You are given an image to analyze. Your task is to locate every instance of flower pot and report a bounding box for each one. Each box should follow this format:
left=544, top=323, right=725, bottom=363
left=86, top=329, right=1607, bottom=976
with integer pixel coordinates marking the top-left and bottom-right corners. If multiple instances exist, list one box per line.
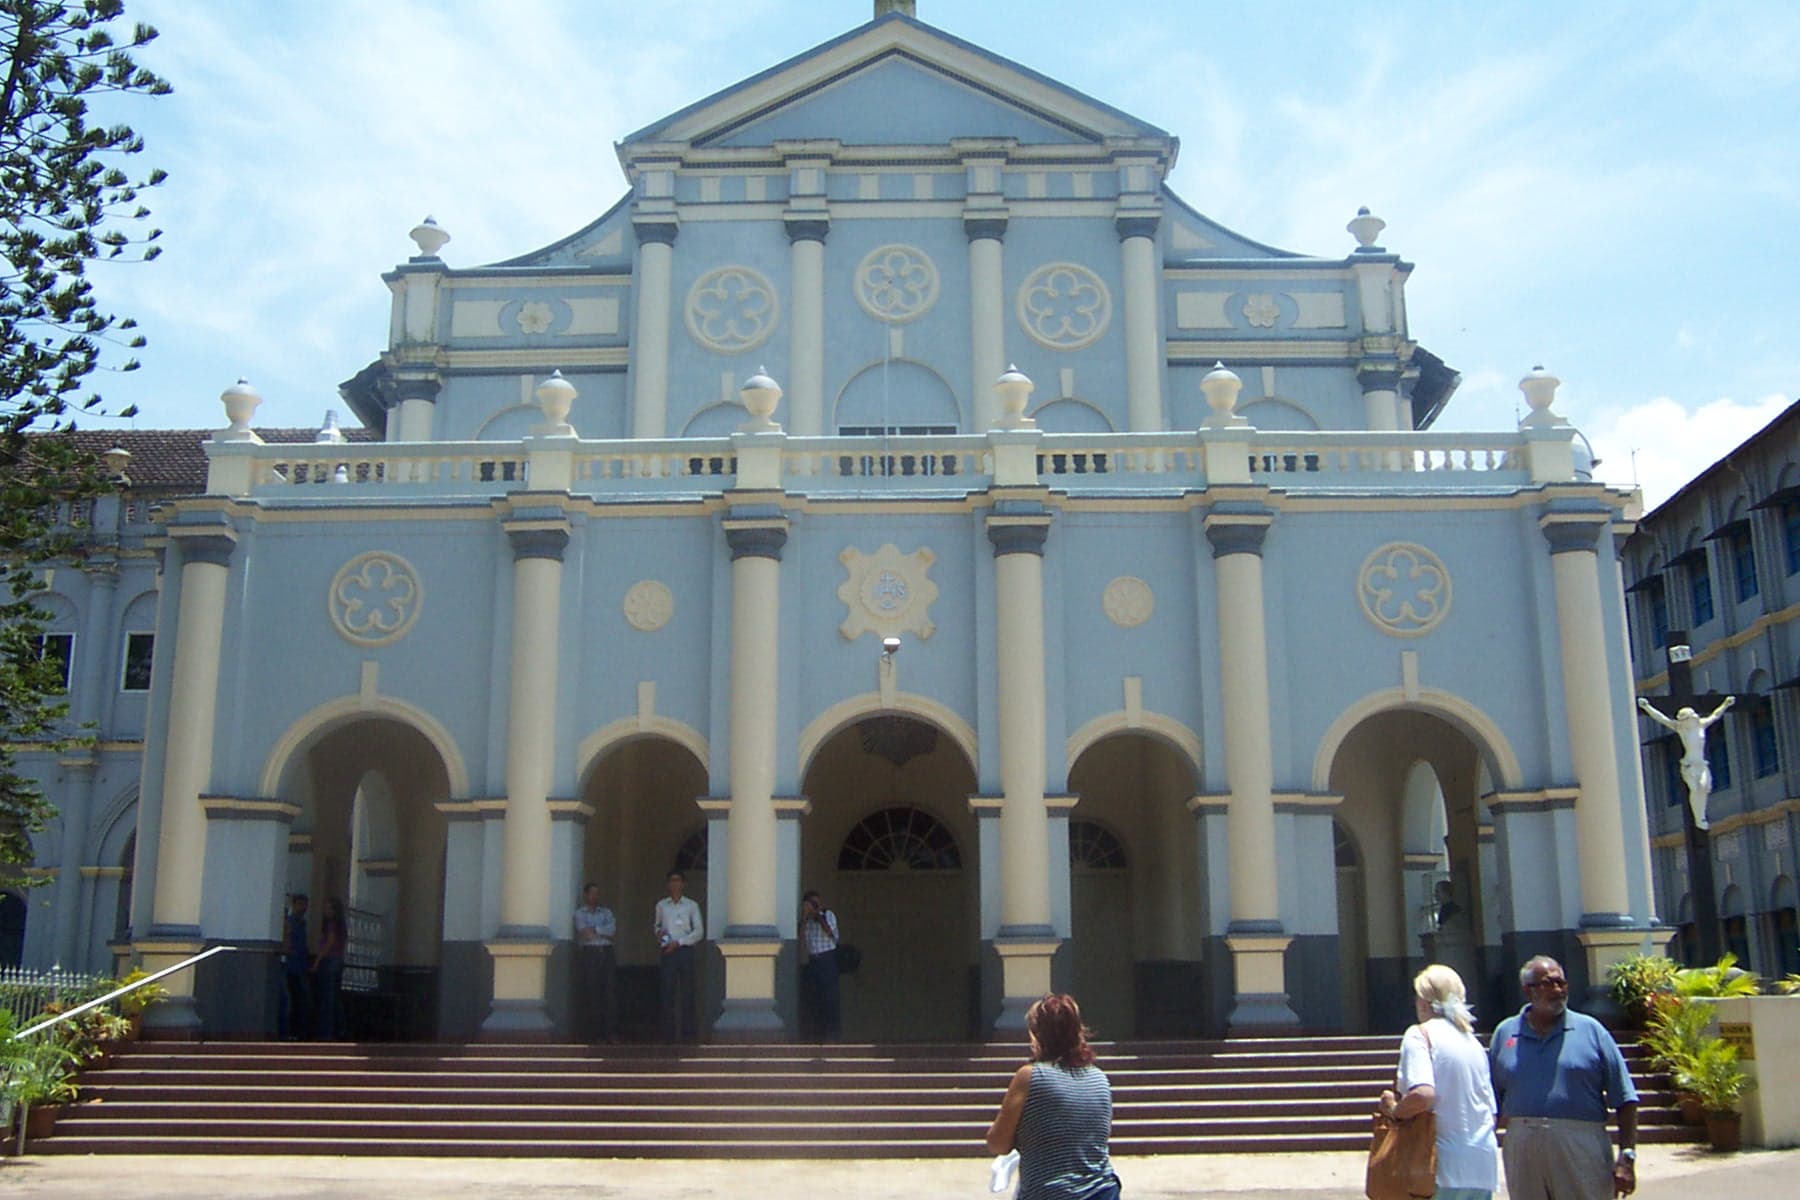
left=24, top=1103, right=61, bottom=1142
left=125, top=1012, right=143, bottom=1042
left=1677, top=1091, right=1706, bottom=1125
left=1705, top=1111, right=1742, bottom=1152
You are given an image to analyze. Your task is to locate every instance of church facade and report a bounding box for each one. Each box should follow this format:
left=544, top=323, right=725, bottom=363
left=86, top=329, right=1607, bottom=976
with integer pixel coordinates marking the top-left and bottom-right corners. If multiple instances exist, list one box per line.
left=16, top=7, right=1668, bottom=1040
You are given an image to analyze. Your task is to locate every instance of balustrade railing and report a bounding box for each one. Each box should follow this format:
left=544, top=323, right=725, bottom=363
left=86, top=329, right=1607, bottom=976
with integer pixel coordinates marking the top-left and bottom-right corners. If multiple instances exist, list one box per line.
left=221, top=427, right=1545, bottom=500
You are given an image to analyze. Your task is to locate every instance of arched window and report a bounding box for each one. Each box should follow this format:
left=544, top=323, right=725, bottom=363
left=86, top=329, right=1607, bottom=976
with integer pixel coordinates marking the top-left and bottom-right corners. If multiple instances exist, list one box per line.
left=1069, top=820, right=1127, bottom=869
left=838, top=806, right=960, bottom=870
left=673, top=826, right=709, bottom=874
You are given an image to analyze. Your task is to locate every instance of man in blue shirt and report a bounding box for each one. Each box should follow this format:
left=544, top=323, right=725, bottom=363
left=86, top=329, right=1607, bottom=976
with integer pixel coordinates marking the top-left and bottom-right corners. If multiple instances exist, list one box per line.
left=1490, top=955, right=1638, bottom=1199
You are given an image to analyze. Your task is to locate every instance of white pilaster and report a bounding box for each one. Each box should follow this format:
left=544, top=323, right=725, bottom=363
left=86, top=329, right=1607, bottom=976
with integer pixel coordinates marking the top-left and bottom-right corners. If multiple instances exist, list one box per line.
left=631, top=222, right=677, bottom=439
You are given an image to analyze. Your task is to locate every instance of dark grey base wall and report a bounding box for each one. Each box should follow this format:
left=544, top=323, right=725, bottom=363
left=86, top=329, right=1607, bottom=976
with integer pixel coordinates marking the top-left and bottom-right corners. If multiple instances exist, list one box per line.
left=194, top=940, right=280, bottom=1037
left=1363, top=956, right=1414, bottom=1034
left=1199, top=937, right=1235, bottom=1037
left=438, top=940, right=492, bottom=1039
left=1283, top=936, right=1343, bottom=1032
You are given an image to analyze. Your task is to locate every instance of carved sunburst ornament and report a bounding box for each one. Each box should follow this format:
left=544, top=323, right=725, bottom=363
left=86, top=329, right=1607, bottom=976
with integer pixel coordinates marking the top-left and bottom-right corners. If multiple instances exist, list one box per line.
left=838, top=544, right=938, bottom=642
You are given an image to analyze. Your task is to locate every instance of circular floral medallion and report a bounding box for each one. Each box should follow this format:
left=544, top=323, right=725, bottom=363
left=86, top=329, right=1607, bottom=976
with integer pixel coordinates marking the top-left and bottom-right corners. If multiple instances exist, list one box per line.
left=854, top=244, right=940, bottom=324
left=1017, top=262, right=1112, bottom=350
left=328, top=552, right=422, bottom=647
left=1102, top=576, right=1154, bottom=628
left=623, top=580, right=674, bottom=632
left=684, top=265, right=780, bottom=353
left=1357, top=542, right=1452, bottom=637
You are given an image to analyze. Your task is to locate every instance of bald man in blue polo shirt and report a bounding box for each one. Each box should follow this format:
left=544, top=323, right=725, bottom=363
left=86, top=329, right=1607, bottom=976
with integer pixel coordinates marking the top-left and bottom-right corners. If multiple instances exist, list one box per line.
left=1490, top=955, right=1639, bottom=1199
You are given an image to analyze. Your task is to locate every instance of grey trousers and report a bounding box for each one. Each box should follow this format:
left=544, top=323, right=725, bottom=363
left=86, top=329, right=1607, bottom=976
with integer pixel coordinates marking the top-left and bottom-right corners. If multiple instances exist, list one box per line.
left=1501, top=1117, right=1614, bottom=1200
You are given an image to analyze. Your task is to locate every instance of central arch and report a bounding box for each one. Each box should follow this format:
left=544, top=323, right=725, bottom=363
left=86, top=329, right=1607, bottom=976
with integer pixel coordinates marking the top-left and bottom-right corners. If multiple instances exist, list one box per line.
left=800, top=711, right=978, bottom=1040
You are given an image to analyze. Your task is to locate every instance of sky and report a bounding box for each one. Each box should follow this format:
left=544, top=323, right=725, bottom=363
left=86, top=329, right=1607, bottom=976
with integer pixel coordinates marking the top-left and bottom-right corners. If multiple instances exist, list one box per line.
left=71, top=0, right=1800, bottom=510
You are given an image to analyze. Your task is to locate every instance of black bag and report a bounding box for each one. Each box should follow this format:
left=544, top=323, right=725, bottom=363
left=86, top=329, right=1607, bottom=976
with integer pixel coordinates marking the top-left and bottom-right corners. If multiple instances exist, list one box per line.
left=835, top=943, right=863, bottom=975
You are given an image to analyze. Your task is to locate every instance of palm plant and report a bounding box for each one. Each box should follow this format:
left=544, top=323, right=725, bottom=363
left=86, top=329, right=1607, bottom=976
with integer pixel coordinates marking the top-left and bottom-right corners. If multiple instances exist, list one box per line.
left=1640, top=994, right=1711, bottom=1076
left=1673, top=953, right=1761, bottom=999
left=1608, top=953, right=1680, bottom=1024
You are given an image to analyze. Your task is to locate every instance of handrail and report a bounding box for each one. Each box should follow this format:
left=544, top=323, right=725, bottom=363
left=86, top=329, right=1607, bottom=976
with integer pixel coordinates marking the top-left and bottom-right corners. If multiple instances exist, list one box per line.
left=11, top=945, right=237, bottom=1041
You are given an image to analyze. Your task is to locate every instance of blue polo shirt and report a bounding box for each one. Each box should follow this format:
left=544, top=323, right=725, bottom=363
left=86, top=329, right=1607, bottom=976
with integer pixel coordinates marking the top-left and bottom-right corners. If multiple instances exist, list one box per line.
left=1490, top=1005, right=1638, bottom=1122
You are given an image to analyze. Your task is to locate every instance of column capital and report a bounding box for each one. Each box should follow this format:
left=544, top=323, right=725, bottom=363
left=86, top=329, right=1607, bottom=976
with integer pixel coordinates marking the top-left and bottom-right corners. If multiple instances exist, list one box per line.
left=1355, top=362, right=1405, bottom=392
left=1203, top=511, right=1273, bottom=558
left=725, top=523, right=788, bottom=561
left=1540, top=514, right=1608, bottom=556
left=1114, top=212, right=1160, bottom=241
left=987, top=502, right=1052, bottom=557
left=390, top=373, right=442, bottom=406
left=964, top=213, right=1009, bottom=242
left=633, top=218, right=680, bottom=247
left=784, top=215, right=830, bottom=243
left=508, top=527, right=570, bottom=562
left=175, top=533, right=236, bottom=568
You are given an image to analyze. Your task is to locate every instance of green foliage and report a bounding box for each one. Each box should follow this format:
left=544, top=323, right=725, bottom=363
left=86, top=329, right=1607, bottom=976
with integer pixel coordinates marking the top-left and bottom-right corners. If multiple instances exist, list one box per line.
left=1673, top=953, right=1762, bottom=999
left=8, top=1035, right=78, bottom=1106
left=112, top=965, right=164, bottom=1017
left=1607, top=953, right=1680, bottom=1024
left=1777, top=973, right=1800, bottom=996
left=1685, top=1035, right=1753, bottom=1115
left=1, top=0, right=168, bottom=885
left=1640, top=994, right=1711, bottom=1077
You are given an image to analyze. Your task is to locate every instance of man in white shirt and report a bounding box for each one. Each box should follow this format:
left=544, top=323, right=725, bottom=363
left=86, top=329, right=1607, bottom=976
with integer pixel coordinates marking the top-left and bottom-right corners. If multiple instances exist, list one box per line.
left=800, top=889, right=841, bottom=1041
left=653, top=870, right=704, bottom=1042
left=572, top=883, right=617, bottom=1042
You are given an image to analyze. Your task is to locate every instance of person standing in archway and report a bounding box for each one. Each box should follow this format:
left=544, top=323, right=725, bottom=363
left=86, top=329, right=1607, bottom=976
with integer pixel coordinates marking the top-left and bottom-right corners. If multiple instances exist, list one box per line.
left=312, top=897, right=347, bottom=1040
left=800, top=889, right=841, bottom=1041
left=573, top=883, right=617, bottom=1042
left=654, top=870, right=704, bottom=1042
left=279, top=894, right=311, bottom=1040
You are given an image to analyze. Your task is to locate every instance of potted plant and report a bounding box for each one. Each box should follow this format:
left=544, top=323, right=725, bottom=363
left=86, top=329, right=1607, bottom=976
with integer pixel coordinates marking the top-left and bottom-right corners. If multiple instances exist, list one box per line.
left=114, top=968, right=168, bottom=1040
left=1608, top=953, right=1679, bottom=1026
left=1687, top=1035, right=1753, bottom=1152
left=1640, top=994, right=1710, bottom=1124
left=10, top=1039, right=79, bottom=1151
left=1673, top=953, right=1761, bottom=999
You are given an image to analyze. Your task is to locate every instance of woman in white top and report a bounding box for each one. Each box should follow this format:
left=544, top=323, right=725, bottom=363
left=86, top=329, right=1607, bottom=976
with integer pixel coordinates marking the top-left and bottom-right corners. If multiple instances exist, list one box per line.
left=1378, top=963, right=1499, bottom=1200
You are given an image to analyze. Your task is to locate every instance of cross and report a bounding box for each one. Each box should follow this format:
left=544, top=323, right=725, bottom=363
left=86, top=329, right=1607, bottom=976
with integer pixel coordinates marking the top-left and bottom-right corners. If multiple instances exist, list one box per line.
left=1635, top=630, right=1733, bottom=964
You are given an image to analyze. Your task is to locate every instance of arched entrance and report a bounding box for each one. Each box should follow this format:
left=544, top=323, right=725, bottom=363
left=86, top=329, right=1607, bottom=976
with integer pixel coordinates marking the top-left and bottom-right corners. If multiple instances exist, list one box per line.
left=278, top=716, right=451, bottom=1038
left=1325, top=706, right=1501, bottom=1032
left=579, top=735, right=708, bottom=1039
left=1066, top=732, right=1201, bottom=1038
left=801, top=713, right=978, bottom=1040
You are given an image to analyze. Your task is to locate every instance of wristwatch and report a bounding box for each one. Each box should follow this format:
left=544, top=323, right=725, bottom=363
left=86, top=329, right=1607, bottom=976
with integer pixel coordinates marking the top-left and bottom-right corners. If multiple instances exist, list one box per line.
left=1617, top=1148, right=1636, bottom=1164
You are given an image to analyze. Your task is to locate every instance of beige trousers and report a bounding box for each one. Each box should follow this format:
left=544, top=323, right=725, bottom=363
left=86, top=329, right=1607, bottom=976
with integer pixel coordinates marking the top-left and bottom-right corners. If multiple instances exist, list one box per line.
left=1501, top=1116, right=1614, bottom=1200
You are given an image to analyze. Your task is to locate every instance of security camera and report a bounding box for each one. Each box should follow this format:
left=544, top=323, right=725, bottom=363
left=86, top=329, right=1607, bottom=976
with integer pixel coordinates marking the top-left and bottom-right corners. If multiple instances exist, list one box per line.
left=881, top=635, right=901, bottom=656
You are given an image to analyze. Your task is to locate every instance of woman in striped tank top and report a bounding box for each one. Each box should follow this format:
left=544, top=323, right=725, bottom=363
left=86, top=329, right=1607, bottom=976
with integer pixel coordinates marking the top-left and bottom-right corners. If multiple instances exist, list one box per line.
left=987, top=994, right=1122, bottom=1200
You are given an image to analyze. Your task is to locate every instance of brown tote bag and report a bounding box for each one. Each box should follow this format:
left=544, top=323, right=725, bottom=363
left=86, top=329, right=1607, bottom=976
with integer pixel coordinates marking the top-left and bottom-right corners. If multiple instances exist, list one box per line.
left=1365, top=1026, right=1437, bottom=1200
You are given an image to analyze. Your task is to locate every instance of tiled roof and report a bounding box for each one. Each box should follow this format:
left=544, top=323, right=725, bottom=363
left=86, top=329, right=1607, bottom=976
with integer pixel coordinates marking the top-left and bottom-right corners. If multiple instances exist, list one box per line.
left=31, top=427, right=379, bottom=492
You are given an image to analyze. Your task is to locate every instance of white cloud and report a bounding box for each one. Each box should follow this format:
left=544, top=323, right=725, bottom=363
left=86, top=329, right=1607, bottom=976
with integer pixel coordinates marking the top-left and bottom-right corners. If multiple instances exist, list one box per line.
left=1586, top=393, right=1793, bottom=511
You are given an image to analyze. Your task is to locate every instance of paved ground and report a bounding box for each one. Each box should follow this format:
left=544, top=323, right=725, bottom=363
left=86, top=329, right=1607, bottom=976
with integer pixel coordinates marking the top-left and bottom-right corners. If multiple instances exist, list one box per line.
left=1, top=1145, right=1795, bottom=1199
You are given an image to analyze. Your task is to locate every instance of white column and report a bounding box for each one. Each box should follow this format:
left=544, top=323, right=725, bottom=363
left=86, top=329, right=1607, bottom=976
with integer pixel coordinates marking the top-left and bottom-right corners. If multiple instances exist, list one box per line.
left=1117, top=214, right=1163, bottom=432
left=139, top=530, right=235, bottom=1032
left=967, top=217, right=1007, bottom=431
left=631, top=221, right=677, bottom=439
left=1204, top=512, right=1300, bottom=1028
left=484, top=524, right=568, bottom=1035
left=390, top=374, right=440, bottom=442
left=1357, top=365, right=1402, bottom=432
left=786, top=219, right=827, bottom=436
left=716, top=518, right=789, bottom=1037
left=988, top=508, right=1058, bottom=1027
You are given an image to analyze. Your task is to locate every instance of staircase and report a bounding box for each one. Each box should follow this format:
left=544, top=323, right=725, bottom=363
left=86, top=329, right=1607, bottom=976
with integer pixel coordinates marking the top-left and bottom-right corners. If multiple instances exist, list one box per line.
left=39, top=1037, right=1699, bottom=1157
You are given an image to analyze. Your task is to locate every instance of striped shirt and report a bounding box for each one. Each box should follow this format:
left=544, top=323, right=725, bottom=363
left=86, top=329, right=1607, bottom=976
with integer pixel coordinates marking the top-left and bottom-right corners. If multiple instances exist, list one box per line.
left=1014, top=1062, right=1118, bottom=1200
left=801, top=909, right=838, bottom=956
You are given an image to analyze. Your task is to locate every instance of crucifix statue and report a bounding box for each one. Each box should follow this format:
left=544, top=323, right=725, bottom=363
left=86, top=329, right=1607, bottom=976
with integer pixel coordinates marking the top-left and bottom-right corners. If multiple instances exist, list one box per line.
left=1635, top=631, right=1733, bottom=963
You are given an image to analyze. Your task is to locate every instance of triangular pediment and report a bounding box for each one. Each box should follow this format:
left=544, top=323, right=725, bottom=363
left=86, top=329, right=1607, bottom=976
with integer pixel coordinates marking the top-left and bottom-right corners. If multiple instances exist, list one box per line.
left=621, top=13, right=1167, bottom=150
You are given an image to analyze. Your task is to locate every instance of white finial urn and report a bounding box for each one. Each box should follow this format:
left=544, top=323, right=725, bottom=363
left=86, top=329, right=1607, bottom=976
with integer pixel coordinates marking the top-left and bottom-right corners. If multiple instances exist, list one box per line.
left=993, top=364, right=1035, bottom=429
left=1347, top=206, right=1386, bottom=251
left=1200, top=362, right=1245, bottom=426
left=739, top=367, right=782, bottom=431
left=1518, top=364, right=1564, bottom=426
left=535, top=369, right=577, bottom=427
left=409, top=216, right=451, bottom=259
left=220, top=378, right=262, bottom=436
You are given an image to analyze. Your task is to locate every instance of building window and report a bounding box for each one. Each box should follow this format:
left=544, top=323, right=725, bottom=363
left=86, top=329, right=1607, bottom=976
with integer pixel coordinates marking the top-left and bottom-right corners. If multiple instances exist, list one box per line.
left=33, top=633, right=74, bottom=690
left=1706, top=728, right=1732, bottom=792
left=1688, top=560, right=1714, bottom=626
left=1068, top=821, right=1127, bottom=869
left=1647, top=584, right=1669, bottom=653
left=1751, top=706, right=1779, bottom=778
left=838, top=806, right=960, bottom=870
left=120, top=632, right=154, bottom=691
left=1731, top=528, right=1758, bottom=601
left=1785, top=502, right=1800, bottom=576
